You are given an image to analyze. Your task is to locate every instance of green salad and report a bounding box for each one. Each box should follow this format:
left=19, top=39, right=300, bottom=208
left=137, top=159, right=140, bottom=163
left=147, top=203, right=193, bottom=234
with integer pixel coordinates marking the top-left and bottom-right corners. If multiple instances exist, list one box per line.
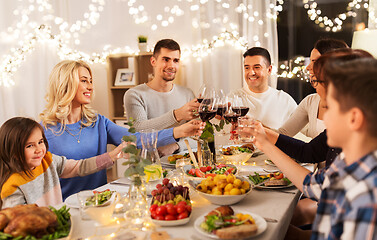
left=85, top=189, right=114, bottom=206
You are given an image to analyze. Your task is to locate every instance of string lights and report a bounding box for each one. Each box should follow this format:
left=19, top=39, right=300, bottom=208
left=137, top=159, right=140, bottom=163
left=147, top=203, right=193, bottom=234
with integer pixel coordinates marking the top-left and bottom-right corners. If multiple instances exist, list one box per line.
left=1, top=0, right=280, bottom=87
left=1, top=0, right=372, bottom=87
left=303, top=0, right=370, bottom=32
left=277, top=56, right=309, bottom=81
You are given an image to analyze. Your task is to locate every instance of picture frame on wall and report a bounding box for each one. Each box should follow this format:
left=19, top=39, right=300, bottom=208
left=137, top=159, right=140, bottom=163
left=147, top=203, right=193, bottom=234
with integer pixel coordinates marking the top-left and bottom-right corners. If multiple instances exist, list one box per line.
left=114, top=68, right=135, bottom=86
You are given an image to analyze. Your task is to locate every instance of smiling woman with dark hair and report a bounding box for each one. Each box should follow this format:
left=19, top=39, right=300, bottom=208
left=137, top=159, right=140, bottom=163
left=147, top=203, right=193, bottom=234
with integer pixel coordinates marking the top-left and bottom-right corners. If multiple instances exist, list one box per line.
left=277, top=38, right=349, bottom=138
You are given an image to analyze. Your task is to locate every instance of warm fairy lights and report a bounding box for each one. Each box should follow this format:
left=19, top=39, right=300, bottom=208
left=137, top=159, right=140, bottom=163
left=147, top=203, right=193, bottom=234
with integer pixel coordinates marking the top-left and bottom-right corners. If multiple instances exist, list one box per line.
left=0, top=0, right=372, bottom=87
left=1, top=0, right=279, bottom=87
left=303, top=0, right=370, bottom=32
left=277, top=56, right=309, bottom=81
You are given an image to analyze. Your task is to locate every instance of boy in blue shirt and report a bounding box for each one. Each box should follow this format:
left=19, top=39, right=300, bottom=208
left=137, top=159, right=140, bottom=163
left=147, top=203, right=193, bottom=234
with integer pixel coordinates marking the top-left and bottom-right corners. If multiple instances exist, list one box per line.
left=250, top=58, right=377, bottom=239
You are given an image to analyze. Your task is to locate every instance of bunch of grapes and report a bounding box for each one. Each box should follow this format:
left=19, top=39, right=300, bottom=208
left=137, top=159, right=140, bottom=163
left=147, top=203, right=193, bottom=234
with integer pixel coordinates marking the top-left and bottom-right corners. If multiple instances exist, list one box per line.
left=150, top=178, right=192, bottom=221
left=151, top=178, right=189, bottom=203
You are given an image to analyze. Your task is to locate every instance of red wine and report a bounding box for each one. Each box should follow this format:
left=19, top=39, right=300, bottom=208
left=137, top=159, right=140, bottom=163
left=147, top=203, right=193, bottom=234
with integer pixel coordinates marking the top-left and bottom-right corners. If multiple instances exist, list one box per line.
left=199, top=110, right=217, bottom=122
left=216, top=106, right=226, bottom=117
left=233, top=107, right=249, bottom=117
left=197, top=98, right=203, bottom=103
left=224, top=114, right=239, bottom=123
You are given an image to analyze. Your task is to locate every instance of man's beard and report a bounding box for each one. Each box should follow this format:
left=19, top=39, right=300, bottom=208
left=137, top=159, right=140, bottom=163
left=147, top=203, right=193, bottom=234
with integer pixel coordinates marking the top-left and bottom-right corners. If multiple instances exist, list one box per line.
left=162, top=74, right=176, bottom=82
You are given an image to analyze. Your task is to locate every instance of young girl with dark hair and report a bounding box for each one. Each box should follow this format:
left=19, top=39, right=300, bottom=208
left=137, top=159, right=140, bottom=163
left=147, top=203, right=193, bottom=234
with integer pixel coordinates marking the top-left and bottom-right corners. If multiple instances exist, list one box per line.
left=0, top=117, right=125, bottom=209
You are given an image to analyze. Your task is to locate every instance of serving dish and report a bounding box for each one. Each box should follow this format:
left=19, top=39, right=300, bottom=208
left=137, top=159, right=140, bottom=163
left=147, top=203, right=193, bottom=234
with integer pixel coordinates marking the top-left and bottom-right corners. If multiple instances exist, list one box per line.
left=183, top=164, right=237, bottom=180
left=264, top=159, right=308, bottom=167
left=188, top=176, right=252, bottom=205
left=194, top=211, right=267, bottom=239
left=151, top=214, right=191, bottom=226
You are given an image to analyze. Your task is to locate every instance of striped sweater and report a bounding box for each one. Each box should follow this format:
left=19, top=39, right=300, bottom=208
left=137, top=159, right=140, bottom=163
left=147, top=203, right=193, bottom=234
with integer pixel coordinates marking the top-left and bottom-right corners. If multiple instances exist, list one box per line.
left=1, top=151, right=113, bottom=209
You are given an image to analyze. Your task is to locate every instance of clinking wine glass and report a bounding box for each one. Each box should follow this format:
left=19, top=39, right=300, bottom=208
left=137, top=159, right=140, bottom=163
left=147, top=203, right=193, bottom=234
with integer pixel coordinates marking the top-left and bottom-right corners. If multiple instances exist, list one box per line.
left=198, top=98, right=218, bottom=122
left=224, top=95, right=241, bottom=125
left=215, top=89, right=227, bottom=118
left=197, top=84, right=207, bottom=103
left=231, top=94, right=249, bottom=117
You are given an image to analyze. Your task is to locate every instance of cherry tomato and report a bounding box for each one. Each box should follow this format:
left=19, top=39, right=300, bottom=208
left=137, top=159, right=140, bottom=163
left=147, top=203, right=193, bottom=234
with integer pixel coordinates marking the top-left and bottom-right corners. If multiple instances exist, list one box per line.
left=200, top=167, right=208, bottom=173
left=227, top=168, right=235, bottom=173
left=205, top=173, right=216, bottom=178
left=166, top=203, right=177, bottom=215
left=188, top=168, right=196, bottom=176
left=165, top=214, right=177, bottom=221
left=156, top=205, right=167, bottom=216
left=274, top=172, right=284, bottom=179
left=185, top=205, right=192, bottom=213
left=176, top=205, right=186, bottom=214
left=225, top=218, right=237, bottom=223
left=177, top=211, right=189, bottom=220
left=177, top=200, right=187, bottom=207
left=195, top=169, right=205, bottom=178
left=150, top=204, right=158, bottom=212
left=217, top=164, right=226, bottom=168
left=154, top=215, right=165, bottom=220
left=151, top=211, right=157, bottom=219
left=206, top=166, right=212, bottom=172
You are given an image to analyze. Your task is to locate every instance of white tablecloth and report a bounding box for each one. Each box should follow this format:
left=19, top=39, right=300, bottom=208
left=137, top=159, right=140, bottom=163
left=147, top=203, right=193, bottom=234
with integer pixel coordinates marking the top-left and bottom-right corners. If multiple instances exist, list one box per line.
left=63, top=153, right=314, bottom=240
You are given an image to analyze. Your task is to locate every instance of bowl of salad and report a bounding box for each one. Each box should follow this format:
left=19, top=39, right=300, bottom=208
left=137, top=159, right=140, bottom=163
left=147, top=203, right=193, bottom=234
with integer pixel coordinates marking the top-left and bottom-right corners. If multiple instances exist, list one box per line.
left=183, top=164, right=237, bottom=180
left=220, top=144, right=254, bottom=165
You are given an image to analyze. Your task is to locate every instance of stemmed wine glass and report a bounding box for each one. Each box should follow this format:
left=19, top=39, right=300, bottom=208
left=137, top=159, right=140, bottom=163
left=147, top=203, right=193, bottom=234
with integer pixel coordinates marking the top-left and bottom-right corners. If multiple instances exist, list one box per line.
left=198, top=90, right=218, bottom=123
left=231, top=94, right=249, bottom=117
left=197, top=84, right=207, bottom=103
left=223, top=94, right=241, bottom=125
left=215, top=89, right=227, bottom=118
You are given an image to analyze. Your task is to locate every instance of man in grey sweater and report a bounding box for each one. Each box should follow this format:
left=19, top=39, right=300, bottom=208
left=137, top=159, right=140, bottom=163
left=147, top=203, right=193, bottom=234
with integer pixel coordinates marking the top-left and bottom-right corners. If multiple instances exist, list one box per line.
left=124, top=39, right=200, bottom=156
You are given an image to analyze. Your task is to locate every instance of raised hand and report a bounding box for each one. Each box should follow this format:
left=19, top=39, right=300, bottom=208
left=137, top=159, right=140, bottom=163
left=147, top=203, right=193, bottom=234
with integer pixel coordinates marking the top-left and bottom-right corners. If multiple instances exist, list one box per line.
left=109, top=141, right=129, bottom=162
left=174, top=99, right=200, bottom=122
left=173, top=119, right=205, bottom=139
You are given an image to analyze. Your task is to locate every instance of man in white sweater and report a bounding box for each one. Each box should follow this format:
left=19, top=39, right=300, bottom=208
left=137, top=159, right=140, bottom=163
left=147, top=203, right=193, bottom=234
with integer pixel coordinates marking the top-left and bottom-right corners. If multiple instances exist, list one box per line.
left=233, top=47, right=297, bottom=129
left=124, top=39, right=199, bottom=156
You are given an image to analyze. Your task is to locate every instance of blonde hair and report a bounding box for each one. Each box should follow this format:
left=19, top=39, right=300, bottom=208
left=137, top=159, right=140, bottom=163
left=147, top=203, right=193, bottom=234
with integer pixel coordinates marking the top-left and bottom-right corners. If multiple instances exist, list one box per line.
left=39, top=60, right=97, bottom=133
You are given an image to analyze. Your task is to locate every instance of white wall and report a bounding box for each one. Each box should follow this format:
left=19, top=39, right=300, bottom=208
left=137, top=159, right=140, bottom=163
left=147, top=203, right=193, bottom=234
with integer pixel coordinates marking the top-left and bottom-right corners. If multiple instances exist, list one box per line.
left=0, top=0, right=278, bottom=124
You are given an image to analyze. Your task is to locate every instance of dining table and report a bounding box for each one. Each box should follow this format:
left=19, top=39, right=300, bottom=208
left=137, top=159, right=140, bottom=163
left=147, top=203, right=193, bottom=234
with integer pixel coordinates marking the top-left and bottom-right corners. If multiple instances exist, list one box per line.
left=61, top=150, right=315, bottom=240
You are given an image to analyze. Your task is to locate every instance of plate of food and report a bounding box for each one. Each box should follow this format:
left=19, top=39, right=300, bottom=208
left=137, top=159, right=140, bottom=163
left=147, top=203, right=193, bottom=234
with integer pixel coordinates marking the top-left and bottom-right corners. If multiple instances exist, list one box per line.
left=150, top=178, right=192, bottom=226
left=160, top=152, right=192, bottom=168
left=264, top=159, right=308, bottom=167
left=219, top=144, right=255, bottom=164
left=64, top=193, right=80, bottom=208
left=0, top=204, right=71, bottom=240
left=65, top=189, right=115, bottom=209
left=189, top=175, right=252, bottom=205
left=248, top=172, right=294, bottom=189
left=184, top=164, right=237, bottom=179
left=194, top=205, right=267, bottom=239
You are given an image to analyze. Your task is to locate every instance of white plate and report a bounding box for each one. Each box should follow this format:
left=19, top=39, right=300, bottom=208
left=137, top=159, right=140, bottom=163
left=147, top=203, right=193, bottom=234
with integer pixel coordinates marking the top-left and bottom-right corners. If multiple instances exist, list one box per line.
left=264, top=159, right=307, bottom=167
left=152, top=215, right=191, bottom=226
left=160, top=150, right=189, bottom=168
left=194, top=211, right=267, bottom=239
left=249, top=173, right=295, bottom=189
left=160, top=155, right=176, bottom=168
left=254, top=182, right=295, bottom=189
left=64, top=193, right=80, bottom=208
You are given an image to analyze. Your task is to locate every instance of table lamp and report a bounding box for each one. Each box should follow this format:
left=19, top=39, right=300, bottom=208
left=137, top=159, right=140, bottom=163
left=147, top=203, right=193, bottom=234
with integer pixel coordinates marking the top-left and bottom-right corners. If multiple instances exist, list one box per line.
left=351, top=29, right=377, bottom=58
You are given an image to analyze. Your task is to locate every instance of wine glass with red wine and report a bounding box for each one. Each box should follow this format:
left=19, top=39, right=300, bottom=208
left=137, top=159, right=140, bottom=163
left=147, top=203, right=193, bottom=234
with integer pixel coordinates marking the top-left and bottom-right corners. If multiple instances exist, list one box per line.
left=215, top=89, right=227, bottom=118
left=223, top=94, right=241, bottom=125
left=197, top=84, right=207, bottom=103
left=231, top=94, right=249, bottom=117
left=198, top=94, right=218, bottom=123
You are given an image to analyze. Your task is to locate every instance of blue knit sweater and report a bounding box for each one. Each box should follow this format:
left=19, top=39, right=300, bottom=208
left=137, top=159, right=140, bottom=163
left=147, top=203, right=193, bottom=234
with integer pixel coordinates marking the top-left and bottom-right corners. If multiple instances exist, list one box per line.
left=42, top=114, right=176, bottom=199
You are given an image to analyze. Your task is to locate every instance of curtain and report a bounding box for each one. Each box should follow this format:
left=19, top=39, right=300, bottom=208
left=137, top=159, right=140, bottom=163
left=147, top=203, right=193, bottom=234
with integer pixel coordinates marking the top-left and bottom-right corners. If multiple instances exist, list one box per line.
left=0, top=0, right=278, bottom=125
